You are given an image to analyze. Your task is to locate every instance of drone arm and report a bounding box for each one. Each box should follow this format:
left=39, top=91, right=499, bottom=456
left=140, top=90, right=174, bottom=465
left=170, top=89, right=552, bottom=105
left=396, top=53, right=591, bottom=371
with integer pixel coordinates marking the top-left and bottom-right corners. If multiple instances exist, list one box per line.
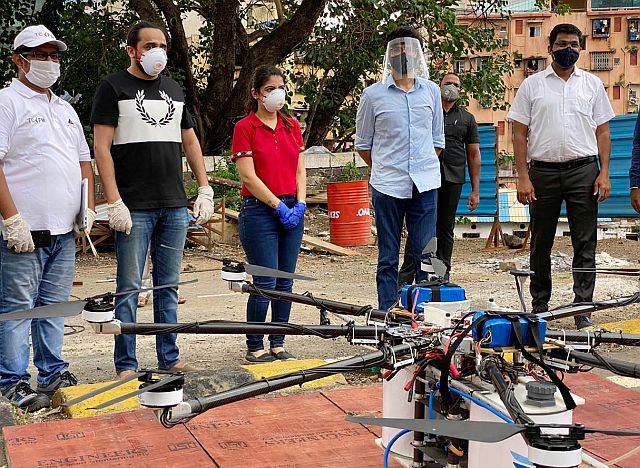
left=546, top=330, right=640, bottom=346
left=538, top=293, right=640, bottom=321
left=117, top=321, right=379, bottom=340
left=237, top=282, right=389, bottom=321
left=547, top=348, right=640, bottom=378
left=162, top=342, right=424, bottom=425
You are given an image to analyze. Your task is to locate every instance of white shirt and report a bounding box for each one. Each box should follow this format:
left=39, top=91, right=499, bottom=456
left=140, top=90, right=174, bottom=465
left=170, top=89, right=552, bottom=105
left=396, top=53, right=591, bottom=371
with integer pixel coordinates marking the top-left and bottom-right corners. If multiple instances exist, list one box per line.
left=0, top=79, right=90, bottom=235
left=507, top=65, right=615, bottom=162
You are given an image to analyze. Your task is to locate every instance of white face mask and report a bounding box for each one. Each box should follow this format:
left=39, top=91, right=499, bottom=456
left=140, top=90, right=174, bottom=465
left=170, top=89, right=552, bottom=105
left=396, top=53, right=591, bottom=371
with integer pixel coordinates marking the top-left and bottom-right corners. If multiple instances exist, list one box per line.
left=262, top=88, right=286, bottom=113
left=139, top=47, right=167, bottom=76
left=22, top=58, right=60, bottom=89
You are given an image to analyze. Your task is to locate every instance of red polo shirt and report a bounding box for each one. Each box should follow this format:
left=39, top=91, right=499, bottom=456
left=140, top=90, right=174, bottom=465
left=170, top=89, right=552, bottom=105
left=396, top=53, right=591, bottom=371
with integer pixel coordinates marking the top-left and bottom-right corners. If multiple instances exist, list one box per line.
left=232, top=112, right=305, bottom=197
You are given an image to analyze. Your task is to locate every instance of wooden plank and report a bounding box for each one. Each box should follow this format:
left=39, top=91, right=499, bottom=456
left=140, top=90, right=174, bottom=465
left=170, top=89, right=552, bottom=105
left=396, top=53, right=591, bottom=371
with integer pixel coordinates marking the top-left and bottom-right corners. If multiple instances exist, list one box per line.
left=185, top=391, right=399, bottom=467
left=208, top=176, right=242, bottom=189
left=223, top=208, right=359, bottom=256
left=302, top=234, right=360, bottom=256
left=3, top=409, right=213, bottom=467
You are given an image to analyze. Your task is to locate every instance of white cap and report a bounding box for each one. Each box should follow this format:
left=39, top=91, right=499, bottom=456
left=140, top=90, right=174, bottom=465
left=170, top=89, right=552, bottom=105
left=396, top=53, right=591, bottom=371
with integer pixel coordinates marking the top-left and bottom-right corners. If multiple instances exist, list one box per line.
left=13, top=25, right=67, bottom=52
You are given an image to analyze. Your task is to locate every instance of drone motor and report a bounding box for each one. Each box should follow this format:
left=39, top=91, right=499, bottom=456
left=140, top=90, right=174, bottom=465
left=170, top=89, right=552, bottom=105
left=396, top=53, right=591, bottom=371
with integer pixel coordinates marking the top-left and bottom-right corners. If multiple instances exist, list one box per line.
left=138, top=374, right=185, bottom=408
left=81, top=299, right=115, bottom=323
left=220, top=264, right=247, bottom=283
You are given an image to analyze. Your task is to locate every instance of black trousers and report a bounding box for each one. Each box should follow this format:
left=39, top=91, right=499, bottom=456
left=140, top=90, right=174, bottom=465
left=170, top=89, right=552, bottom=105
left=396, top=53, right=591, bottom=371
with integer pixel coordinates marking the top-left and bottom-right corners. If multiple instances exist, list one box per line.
left=398, top=181, right=463, bottom=286
left=528, top=161, right=598, bottom=320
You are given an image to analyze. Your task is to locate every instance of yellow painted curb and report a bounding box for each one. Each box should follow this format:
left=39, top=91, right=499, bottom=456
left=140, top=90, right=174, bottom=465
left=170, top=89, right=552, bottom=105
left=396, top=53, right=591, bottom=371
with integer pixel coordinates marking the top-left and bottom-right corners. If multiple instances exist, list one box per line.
left=241, top=358, right=347, bottom=390
left=53, top=379, right=140, bottom=419
left=601, top=318, right=640, bottom=334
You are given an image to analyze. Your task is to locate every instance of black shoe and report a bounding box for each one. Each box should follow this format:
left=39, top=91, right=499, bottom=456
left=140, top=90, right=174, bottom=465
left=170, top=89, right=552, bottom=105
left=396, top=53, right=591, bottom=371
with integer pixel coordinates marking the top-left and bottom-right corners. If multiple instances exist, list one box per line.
left=2, top=382, right=50, bottom=412
left=270, top=350, right=296, bottom=361
left=245, top=351, right=277, bottom=363
left=37, top=371, right=78, bottom=396
left=575, top=317, right=595, bottom=331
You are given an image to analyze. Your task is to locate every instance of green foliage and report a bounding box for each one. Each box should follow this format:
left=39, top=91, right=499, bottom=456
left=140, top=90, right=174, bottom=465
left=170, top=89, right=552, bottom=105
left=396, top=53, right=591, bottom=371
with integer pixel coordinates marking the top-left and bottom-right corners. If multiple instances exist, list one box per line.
left=338, top=160, right=362, bottom=182
left=297, top=0, right=515, bottom=145
left=498, top=150, right=515, bottom=165
left=456, top=216, right=472, bottom=225
left=0, top=1, right=37, bottom=85
left=211, top=150, right=241, bottom=208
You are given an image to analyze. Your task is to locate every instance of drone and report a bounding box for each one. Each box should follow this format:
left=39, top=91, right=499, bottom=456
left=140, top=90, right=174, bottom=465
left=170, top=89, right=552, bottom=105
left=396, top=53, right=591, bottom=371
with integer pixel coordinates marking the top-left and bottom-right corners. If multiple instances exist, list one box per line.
left=3, top=239, right=640, bottom=468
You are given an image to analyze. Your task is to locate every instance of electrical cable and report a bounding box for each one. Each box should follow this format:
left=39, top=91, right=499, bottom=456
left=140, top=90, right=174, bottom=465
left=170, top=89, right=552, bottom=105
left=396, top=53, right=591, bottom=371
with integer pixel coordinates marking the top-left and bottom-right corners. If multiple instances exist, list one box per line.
left=64, top=324, right=85, bottom=336
left=383, top=429, right=411, bottom=468
left=435, top=382, right=513, bottom=424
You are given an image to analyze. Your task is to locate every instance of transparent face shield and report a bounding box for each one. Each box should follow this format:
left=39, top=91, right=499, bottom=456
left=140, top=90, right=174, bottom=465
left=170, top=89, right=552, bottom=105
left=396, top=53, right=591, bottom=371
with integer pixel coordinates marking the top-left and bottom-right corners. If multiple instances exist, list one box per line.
left=382, top=37, right=430, bottom=83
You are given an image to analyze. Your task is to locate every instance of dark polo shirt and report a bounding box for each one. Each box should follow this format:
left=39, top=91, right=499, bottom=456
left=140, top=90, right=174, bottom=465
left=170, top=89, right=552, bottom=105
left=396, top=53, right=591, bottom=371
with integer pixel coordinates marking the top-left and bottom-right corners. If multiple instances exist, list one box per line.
left=441, top=104, right=479, bottom=184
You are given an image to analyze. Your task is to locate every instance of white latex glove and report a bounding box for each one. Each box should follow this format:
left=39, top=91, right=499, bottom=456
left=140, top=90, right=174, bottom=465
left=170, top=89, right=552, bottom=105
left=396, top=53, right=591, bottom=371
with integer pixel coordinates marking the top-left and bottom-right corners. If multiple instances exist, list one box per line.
left=4, top=213, right=34, bottom=253
left=107, top=199, right=132, bottom=235
left=193, top=185, right=214, bottom=225
left=86, top=208, right=96, bottom=233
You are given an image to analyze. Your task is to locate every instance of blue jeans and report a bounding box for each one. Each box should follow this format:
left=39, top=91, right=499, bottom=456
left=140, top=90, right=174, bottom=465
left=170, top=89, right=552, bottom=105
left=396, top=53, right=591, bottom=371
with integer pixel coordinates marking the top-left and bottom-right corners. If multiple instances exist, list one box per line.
left=371, top=185, right=437, bottom=310
left=0, top=232, right=75, bottom=390
left=114, top=208, right=188, bottom=372
left=239, top=196, right=304, bottom=352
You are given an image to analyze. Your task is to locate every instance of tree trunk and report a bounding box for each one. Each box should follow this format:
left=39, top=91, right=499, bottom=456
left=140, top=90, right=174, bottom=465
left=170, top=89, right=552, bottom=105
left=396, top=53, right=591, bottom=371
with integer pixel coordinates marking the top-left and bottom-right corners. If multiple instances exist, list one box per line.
left=202, top=0, right=327, bottom=153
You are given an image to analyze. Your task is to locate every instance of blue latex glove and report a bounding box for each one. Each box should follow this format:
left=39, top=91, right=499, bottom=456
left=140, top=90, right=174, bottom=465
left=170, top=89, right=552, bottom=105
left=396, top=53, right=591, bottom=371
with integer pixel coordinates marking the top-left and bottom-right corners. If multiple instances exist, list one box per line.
left=274, top=201, right=306, bottom=230
left=292, top=201, right=306, bottom=221
left=284, top=201, right=306, bottom=229
left=274, top=201, right=296, bottom=229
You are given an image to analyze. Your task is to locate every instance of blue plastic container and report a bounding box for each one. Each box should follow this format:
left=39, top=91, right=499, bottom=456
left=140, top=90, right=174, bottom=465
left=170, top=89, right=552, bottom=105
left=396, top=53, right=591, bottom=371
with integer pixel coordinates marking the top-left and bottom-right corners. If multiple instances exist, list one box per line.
left=471, top=311, right=547, bottom=348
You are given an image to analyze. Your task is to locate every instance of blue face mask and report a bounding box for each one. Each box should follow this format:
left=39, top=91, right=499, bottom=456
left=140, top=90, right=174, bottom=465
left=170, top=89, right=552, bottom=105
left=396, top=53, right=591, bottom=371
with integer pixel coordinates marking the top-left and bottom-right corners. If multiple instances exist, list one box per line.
left=552, top=47, right=579, bottom=69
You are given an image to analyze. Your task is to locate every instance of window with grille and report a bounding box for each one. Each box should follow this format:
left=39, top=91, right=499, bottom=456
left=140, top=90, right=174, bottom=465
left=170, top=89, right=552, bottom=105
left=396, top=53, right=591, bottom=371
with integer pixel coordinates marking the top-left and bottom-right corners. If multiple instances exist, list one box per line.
left=454, top=60, right=465, bottom=74
left=590, top=51, right=614, bottom=70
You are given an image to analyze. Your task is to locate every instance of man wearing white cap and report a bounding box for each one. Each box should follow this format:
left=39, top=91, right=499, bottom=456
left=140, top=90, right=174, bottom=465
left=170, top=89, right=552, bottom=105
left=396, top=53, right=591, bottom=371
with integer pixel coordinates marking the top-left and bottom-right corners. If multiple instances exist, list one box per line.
left=0, top=25, right=94, bottom=411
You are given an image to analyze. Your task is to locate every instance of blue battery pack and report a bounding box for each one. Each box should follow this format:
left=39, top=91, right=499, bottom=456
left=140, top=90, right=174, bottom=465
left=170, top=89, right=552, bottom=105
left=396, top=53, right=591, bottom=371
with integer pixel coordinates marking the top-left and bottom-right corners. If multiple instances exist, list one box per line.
left=400, top=284, right=466, bottom=311
left=472, top=311, right=547, bottom=348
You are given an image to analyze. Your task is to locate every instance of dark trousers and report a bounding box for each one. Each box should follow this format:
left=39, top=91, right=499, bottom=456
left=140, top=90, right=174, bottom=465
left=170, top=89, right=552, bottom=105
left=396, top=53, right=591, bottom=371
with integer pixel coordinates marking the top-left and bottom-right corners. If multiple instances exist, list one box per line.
left=398, top=181, right=463, bottom=285
left=371, top=186, right=437, bottom=310
left=528, top=161, right=598, bottom=321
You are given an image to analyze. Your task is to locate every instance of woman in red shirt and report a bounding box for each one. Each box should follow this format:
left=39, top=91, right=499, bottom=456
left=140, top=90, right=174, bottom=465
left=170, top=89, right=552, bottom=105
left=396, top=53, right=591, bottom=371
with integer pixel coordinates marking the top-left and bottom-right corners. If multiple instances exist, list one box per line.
left=232, top=65, right=306, bottom=363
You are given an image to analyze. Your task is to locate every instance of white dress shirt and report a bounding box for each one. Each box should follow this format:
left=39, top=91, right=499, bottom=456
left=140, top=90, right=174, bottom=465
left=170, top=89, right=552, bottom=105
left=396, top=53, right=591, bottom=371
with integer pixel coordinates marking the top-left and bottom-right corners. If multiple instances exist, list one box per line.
left=0, top=79, right=91, bottom=235
left=507, top=65, right=615, bottom=162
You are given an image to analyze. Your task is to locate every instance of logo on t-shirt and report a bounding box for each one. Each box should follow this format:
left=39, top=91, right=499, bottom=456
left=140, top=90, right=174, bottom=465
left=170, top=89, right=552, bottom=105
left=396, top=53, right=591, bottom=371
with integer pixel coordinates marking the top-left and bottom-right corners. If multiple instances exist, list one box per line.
left=135, top=90, right=175, bottom=127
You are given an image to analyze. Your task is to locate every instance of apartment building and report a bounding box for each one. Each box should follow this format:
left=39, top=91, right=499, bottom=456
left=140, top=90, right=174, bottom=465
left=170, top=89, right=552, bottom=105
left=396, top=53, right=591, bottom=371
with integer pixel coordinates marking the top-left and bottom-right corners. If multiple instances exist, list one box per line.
left=458, top=0, right=640, bottom=156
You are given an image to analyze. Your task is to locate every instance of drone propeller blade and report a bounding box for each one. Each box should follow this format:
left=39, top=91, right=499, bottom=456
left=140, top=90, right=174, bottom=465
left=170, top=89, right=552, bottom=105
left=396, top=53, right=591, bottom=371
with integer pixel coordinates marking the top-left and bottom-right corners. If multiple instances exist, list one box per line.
left=0, top=300, right=87, bottom=322
left=431, top=258, right=447, bottom=279
left=583, top=427, right=640, bottom=437
left=160, top=243, right=315, bottom=281
left=90, top=374, right=183, bottom=410
left=244, top=263, right=316, bottom=281
left=422, top=237, right=437, bottom=256
left=346, top=416, right=526, bottom=443
left=61, top=372, right=146, bottom=407
left=572, top=268, right=640, bottom=277
left=111, top=278, right=198, bottom=299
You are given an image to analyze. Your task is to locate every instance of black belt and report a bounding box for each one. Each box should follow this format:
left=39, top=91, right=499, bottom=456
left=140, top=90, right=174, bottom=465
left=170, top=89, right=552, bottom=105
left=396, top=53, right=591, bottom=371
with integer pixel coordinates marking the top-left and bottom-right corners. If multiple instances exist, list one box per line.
left=529, top=155, right=597, bottom=170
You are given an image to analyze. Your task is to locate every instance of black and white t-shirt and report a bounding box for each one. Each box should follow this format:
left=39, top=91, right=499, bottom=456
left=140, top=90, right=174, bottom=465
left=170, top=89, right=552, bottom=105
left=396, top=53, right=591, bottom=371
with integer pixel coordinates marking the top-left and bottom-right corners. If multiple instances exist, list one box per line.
left=91, top=70, right=195, bottom=209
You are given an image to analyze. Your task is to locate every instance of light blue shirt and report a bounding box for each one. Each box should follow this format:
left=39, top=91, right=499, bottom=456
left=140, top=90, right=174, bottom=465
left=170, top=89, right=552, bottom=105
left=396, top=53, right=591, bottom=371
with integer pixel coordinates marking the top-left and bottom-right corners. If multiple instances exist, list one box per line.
left=355, top=77, right=445, bottom=199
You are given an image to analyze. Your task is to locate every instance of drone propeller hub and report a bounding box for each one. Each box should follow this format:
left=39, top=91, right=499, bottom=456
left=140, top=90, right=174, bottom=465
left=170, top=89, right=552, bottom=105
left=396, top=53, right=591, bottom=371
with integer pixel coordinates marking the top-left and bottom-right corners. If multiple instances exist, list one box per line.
left=81, top=300, right=115, bottom=323
left=138, top=375, right=185, bottom=408
left=221, top=265, right=247, bottom=282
